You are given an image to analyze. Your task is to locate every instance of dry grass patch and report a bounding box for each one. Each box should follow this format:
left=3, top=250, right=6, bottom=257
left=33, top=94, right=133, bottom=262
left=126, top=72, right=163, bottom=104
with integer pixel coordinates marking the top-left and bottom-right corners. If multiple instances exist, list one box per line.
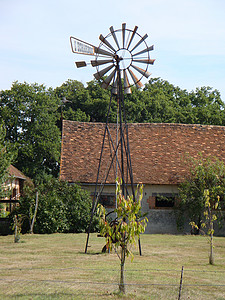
left=0, top=233, right=224, bottom=299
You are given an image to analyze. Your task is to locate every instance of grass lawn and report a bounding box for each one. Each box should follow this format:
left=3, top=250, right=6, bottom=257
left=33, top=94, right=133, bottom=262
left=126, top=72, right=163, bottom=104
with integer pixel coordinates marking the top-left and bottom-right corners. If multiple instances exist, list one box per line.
left=0, top=233, right=224, bottom=299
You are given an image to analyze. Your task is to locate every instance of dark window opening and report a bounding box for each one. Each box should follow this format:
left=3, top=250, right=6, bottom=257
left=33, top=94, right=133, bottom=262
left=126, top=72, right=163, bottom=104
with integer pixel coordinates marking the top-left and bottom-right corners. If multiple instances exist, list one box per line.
left=12, top=188, right=17, bottom=199
left=99, top=194, right=116, bottom=208
left=153, top=193, right=177, bottom=208
left=19, top=179, right=24, bottom=195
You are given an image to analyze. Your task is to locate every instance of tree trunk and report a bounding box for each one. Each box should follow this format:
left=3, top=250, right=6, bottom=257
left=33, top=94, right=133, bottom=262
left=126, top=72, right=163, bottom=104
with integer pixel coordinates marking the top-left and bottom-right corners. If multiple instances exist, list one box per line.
left=209, top=222, right=214, bottom=265
left=119, top=246, right=126, bottom=294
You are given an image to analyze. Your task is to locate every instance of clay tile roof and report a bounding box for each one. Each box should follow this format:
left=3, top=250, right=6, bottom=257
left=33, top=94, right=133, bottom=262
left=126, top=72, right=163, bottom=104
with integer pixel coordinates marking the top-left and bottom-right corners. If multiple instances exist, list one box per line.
left=60, top=120, right=225, bottom=185
left=8, top=165, right=28, bottom=180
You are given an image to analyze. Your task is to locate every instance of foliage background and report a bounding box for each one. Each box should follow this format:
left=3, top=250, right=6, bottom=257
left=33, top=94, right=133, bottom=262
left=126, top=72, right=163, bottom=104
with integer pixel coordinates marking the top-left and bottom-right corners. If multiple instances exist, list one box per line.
left=0, top=123, right=14, bottom=200
left=15, top=178, right=99, bottom=234
left=178, top=156, right=225, bottom=231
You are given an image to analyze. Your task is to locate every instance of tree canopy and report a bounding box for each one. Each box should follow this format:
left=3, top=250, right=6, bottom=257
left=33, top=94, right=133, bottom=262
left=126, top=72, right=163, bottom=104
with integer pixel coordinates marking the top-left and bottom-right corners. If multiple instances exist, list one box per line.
left=0, top=123, right=14, bottom=199
left=0, top=82, right=61, bottom=181
left=14, top=178, right=98, bottom=234
left=55, top=77, right=225, bottom=125
left=178, top=156, right=225, bottom=231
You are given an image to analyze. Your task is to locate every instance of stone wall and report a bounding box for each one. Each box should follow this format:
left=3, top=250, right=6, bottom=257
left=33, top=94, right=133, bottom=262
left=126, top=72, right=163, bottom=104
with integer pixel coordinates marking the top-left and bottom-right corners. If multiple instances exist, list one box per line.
left=141, top=186, right=225, bottom=236
left=143, top=209, right=225, bottom=236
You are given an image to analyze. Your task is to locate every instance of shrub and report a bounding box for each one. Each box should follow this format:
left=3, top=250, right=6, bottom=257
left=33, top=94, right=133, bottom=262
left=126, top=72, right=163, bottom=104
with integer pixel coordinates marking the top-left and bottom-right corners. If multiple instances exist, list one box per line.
left=15, top=178, right=98, bottom=234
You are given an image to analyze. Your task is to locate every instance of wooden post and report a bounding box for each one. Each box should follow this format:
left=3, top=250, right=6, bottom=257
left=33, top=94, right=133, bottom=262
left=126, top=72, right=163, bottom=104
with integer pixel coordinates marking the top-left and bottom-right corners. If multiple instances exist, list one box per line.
left=30, top=191, right=38, bottom=234
left=138, top=237, right=142, bottom=256
left=178, top=266, right=184, bottom=300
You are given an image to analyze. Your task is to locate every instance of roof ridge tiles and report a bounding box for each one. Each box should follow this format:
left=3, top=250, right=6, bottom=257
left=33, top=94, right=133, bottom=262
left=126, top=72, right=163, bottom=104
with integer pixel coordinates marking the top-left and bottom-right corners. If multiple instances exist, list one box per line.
left=63, top=119, right=225, bottom=129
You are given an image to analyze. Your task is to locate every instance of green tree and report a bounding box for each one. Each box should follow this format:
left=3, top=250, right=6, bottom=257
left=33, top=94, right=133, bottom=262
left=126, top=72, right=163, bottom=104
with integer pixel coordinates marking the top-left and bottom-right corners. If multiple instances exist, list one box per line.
left=178, top=156, right=225, bottom=232
left=190, top=87, right=225, bottom=125
left=54, top=79, right=90, bottom=122
left=86, top=79, right=117, bottom=122
left=54, top=179, right=98, bottom=233
left=143, top=78, right=194, bottom=124
left=0, top=123, right=14, bottom=199
left=0, top=82, right=61, bottom=180
left=141, top=78, right=225, bottom=125
left=16, top=178, right=97, bottom=234
left=55, top=79, right=118, bottom=123
left=190, top=189, right=220, bottom=264
left=123, top=86, right=147, bottom=123
left=97, top=181, right=148, bottom=294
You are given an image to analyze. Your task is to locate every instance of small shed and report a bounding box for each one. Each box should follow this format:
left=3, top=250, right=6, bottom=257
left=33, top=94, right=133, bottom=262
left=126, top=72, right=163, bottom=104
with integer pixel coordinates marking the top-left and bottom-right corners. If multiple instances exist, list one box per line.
left=0, top=165, right=29, bottom=214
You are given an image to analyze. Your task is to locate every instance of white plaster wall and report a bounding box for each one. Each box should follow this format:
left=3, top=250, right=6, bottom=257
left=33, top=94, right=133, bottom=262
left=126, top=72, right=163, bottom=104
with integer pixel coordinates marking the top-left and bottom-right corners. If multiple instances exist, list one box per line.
left=80, top=183, right=225, bottom=236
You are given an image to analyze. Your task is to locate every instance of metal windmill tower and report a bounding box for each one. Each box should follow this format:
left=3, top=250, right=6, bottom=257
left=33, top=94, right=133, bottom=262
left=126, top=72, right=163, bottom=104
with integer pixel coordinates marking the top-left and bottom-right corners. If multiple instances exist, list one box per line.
left=70, top=23, right=155, bottom=253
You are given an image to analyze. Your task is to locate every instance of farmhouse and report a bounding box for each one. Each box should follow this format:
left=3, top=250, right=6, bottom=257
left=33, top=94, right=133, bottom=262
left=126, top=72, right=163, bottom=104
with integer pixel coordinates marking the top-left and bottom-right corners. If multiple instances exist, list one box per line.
left=0, top=165, right=30, bottom=235
left=60, top=120, right=225, bottom=235
left=0, top=165, right=29, bottom=214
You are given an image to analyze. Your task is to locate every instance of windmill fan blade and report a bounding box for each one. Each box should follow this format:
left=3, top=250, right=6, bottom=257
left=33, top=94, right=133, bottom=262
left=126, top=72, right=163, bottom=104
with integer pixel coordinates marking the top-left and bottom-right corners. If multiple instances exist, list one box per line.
left=122, top=23, right=126, bottom=48
left=132, top=45, right=154, bottom=57
left=128, top=69, right=143, bottom=88
left=91, top=59, right=114, bottom=67
left=132, top=59, right=155, bottom=65
left=123, top=70, right=131, bottom=94
left=127, top=26, right=138, bottom=49
left=75, top=61, right=87, bottom=68
left=99, top=34, right=116, bottom=53
left=130, top=34, right=148, bottom=52
left=131, top=64, right=151, bottom=78
left=93, top=64, right=114, bottom=80
left=110, top=26, right=120, bottom=49
left=94, top=46, right=114, bottom=57
left=102, top=69, right=116, bottom=89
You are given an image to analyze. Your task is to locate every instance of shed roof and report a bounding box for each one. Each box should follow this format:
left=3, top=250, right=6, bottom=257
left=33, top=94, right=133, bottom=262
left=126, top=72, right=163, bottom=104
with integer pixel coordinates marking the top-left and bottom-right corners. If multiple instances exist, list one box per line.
left=60, top=120, right=225, bottom=185
left=8, top=165, right=28, bottom=181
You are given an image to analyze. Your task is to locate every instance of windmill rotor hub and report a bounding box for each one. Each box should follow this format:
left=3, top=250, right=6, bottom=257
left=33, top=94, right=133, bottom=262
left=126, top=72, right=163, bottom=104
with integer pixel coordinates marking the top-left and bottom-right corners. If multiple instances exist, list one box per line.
left=115, top=49, right=132, bottom=70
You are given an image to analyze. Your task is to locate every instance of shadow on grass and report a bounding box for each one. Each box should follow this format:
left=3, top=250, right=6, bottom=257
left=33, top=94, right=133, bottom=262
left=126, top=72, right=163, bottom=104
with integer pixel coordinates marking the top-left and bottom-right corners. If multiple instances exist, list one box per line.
left=78, top=251, right=105, bottom=255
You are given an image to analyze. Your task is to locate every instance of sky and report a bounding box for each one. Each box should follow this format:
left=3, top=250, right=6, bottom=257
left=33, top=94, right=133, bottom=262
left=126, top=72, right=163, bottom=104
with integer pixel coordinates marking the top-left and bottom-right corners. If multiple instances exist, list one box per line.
left=1, top=0, right=225, bottom=101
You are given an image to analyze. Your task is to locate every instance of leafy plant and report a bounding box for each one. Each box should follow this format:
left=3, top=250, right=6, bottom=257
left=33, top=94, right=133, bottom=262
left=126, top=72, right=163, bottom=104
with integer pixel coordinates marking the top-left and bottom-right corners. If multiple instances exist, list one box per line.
left=13, top=214, right=28, bottom=243
left=190, top=189, right=220, bottom=265
left=15, top=178, right=98, bottom=234
left=0, top=123, right=15, bottom=200
left=0, top=82, right=61, bottom=180
left=97, top=181, right=148, bottom=294
left=178, top=156, right=225, bottom=232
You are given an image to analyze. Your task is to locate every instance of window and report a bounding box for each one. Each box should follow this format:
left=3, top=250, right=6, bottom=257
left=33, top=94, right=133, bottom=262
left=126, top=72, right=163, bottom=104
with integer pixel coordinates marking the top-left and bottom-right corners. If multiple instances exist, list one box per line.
left=99, top=194, right=115, bottom=208
left=152, top=193, right=177, bottom=208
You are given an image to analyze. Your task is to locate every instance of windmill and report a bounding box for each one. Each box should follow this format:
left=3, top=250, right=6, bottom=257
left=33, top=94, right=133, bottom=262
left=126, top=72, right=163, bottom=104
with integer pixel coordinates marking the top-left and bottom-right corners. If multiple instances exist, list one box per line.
left=70, top=23, right=155, bottom=253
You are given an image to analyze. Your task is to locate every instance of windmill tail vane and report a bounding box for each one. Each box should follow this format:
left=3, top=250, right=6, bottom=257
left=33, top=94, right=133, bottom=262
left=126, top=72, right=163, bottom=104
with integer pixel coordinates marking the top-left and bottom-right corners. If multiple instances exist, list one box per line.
left=70, top=23, right=155, bottom=94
